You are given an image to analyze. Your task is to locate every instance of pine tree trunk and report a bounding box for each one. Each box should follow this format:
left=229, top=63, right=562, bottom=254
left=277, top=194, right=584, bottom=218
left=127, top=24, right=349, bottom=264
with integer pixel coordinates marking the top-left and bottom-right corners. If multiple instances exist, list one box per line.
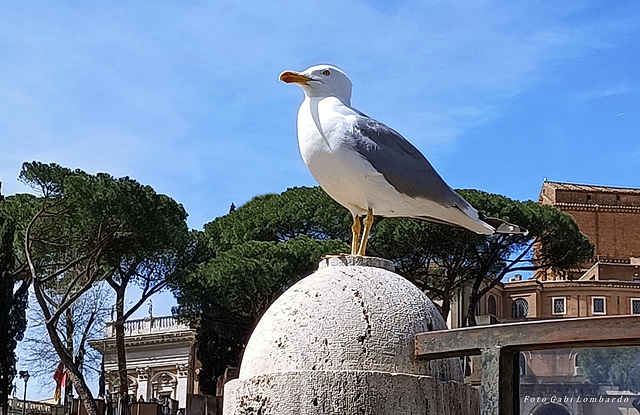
left=44, top=322, right=98, bottom=415
left=32, top=281, right=98, bottom=415
left=114, top=291, right=128, bottom=398
left=440, top=293, right=451, bottom=323
left=65, top=309, right=75, bottom=413
left=466, top=296, right=478, bottom=327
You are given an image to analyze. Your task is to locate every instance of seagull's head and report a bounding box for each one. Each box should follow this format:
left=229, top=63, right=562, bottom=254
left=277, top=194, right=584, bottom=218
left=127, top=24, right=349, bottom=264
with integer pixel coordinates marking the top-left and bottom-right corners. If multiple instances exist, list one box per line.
left=279, top=64, right=352, bottom=104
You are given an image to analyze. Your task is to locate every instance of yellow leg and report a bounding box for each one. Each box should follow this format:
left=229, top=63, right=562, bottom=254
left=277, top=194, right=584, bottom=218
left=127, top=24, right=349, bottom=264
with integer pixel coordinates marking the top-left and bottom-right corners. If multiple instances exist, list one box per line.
left=351, top=215, right=362, bottom=256
left=356, top=208, right=374, bottom=256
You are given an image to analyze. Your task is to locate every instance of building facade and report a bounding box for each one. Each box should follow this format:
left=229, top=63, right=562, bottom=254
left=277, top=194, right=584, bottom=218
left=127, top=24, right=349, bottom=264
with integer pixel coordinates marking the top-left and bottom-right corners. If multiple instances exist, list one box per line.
left=539, top=181, right=640, bottom=262
left=89, top=315, right=201, bottom=410
left=452, top=181, right=640, bottom=415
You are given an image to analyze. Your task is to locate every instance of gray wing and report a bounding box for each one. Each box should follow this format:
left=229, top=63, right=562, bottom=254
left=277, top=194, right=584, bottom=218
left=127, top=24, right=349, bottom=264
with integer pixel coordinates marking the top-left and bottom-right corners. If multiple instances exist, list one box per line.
left=352, top=116, right=475, bottom=213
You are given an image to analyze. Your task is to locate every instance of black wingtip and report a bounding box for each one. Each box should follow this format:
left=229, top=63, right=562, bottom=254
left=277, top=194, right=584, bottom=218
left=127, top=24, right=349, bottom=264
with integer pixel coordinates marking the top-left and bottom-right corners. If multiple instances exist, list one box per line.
left=482, top=217, right=529, bottom=236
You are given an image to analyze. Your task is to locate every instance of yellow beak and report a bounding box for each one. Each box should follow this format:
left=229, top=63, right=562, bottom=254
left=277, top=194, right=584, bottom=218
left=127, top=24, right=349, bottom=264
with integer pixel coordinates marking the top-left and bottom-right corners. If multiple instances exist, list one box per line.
left=279, top=71, right=313, bottom=85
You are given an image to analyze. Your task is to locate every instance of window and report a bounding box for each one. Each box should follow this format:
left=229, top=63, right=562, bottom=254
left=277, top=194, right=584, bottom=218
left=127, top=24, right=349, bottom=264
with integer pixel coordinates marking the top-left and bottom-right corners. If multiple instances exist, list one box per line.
left=488, top=295, right=497, bottom=316
left=591, top=297, right=606, bottom=314
left=519, top=352, right=527, bottom=376
left=512, top=298, right=529, bottom=318
left=552, top=297, right=566, bottom=315
left=574, top=352, right=583, bottom=376
left=631, top=299, right=640, bottom=315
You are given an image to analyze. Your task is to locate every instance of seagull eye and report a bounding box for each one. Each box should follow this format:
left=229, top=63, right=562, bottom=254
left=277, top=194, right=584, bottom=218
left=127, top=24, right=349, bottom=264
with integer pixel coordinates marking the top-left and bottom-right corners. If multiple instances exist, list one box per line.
left=322, top=69, right=331, bottom=76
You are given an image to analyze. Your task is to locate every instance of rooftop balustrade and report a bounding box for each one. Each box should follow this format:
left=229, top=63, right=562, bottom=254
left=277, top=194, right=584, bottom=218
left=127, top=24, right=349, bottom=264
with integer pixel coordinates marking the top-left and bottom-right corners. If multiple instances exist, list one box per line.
left=105, top=316, right=191, bottom=337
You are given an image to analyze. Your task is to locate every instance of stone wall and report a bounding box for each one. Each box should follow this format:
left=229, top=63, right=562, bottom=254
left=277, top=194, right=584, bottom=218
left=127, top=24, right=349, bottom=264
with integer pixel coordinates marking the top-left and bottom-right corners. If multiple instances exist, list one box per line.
left=224, top=257, right=479, bottom=415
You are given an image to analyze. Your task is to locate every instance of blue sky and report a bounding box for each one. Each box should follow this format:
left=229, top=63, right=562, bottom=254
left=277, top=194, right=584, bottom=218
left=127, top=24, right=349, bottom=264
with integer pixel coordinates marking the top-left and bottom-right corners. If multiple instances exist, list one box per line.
left=3, top=0, right=640, bottom=400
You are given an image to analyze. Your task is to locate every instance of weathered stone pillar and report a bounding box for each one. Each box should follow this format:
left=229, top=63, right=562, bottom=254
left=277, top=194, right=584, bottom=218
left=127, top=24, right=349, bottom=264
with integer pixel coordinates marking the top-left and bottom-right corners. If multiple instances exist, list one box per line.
left=135, top=367, right=149, bottom=401
left=223, top=256, right=479, bottom=414
left=175, top=364, right=189, bottom=408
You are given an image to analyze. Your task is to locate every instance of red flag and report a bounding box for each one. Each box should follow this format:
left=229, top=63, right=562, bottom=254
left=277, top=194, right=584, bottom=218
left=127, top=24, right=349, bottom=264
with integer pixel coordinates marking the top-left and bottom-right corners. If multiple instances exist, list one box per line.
left=53, top=362, right=66, bottom=386
left=53, top=362, right=67, bottom=404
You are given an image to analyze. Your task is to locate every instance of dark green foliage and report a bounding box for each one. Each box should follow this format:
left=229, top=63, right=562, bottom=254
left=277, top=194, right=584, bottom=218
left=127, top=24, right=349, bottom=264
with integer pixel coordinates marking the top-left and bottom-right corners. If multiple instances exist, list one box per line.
left=170, top=187, right=349, bottom=393
left=458, top=189, right=593, bottom=271
left=367, top=189, right=593, bottom=323
left=203, top=186, right=351, bottom=251
left=191, top=238, right=345, bottom=387
left=170, top=186, right=593, bottom=391
left=2, top=162, right=190, bottom=415
left=0, top=186, right=29, bottom=415
left=579, top=347, right=640, bottom=393
left=2, top=162, right=190, bottom=301
left=459, top=189, right=593, bottom=324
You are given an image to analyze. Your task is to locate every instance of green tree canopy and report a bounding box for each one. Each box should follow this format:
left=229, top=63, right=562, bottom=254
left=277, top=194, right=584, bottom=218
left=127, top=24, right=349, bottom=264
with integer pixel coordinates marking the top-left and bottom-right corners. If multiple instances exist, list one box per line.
left=170, top=186, right=592, bottom=392
left=170, top=187, right=349, bottom=392
left=370, top=189, right=593, bottom=323
left=1, top=162, right=189, bottom=415
left=171, top=189, right=347, bottom=392
left=202, top=186, right=351, bottom=251
left=579, top=347, right=640, bottom=393
left=0, top=185, right=28, bottom=415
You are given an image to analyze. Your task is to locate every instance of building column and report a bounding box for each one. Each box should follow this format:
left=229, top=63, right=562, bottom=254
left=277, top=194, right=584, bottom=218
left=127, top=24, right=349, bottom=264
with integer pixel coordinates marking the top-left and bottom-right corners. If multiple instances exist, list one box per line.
left=136, top=367, right=150, bottom=401
left=175, top=364, right=189, bottom=408
left=105, top=370, right=112, bottom=395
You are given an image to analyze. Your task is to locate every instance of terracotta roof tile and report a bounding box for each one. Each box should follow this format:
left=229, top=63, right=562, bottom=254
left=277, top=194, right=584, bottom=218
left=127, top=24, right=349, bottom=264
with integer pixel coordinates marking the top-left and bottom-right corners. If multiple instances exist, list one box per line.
left=542, top=180, right=640, bottom=194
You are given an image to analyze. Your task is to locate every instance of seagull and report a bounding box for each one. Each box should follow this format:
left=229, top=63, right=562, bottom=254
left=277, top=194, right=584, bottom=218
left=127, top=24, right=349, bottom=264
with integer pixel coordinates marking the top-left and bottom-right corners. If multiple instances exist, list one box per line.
left=280, top=64, right=527, bottom=256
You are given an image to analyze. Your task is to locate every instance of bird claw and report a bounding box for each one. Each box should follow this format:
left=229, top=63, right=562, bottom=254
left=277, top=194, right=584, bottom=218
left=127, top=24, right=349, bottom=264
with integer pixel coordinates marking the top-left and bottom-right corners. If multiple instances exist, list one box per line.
left=322, top=253, right=352, bottom=259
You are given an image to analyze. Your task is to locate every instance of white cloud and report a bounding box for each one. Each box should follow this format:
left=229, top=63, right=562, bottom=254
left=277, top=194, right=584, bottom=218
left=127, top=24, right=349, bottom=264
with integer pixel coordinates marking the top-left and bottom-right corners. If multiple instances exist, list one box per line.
left=0, top=0, right=637, bottom=222
left=579, top=84, right=636, bottom=100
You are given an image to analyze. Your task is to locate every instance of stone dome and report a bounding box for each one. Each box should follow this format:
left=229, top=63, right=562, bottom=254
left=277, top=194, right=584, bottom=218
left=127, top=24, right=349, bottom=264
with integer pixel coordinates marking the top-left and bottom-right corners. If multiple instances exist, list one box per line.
left=239, top=256, right=462, bottom=381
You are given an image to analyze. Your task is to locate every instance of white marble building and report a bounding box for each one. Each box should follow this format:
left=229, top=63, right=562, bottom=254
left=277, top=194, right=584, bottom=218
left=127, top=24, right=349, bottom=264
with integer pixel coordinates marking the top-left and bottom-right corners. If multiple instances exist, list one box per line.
left=89, top=315, right=201, bottom=409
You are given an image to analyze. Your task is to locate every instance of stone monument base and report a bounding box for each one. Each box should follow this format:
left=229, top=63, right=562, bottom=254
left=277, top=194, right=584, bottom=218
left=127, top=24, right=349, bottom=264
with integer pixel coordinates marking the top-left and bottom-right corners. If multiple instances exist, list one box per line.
left=223, top=256, right=480, bottom=414
left=224, top=370, right=478, bottom=415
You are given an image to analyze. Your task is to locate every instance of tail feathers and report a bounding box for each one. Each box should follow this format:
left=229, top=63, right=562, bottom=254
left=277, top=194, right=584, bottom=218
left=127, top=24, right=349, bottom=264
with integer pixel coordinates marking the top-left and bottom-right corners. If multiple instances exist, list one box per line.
left=482, top=217, right=529, bottom=236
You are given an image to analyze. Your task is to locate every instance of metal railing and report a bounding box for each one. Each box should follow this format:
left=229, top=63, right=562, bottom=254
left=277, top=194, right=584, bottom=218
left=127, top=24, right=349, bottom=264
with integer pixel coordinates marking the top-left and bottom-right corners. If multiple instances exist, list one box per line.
left=415, top=315, right=640, bottom=415
left=7, top=398, right=59, bottom=415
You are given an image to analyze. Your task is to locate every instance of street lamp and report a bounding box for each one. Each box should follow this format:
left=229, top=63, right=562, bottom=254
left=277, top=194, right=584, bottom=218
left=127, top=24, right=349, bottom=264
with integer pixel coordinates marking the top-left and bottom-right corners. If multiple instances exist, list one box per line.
left=18, top=371, right=29, bottom=415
